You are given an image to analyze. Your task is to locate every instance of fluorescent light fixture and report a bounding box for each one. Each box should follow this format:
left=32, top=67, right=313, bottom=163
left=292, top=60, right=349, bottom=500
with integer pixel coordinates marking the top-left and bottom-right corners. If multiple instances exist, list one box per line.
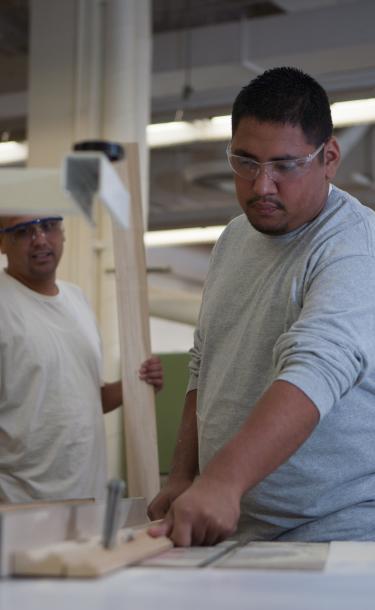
left=0, top=141, right=28, bottom=164
left=147, top=115, right=231, bottom=148
left=1, top=99, right=374, bottom=165
left=144, top=225, right=225, bottom=247
left=331, top=98, right=375, bottom=127
left=147, top=99, right=375, bottom=147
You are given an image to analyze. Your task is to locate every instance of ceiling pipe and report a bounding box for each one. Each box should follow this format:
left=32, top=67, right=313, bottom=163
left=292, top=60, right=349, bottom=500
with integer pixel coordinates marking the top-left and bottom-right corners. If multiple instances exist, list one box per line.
left=240, top=15, right=263, bottom=75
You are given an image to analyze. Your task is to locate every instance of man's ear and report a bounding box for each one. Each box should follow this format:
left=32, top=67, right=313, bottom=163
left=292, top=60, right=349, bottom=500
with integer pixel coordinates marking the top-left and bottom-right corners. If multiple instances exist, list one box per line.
left=324, top=136, right=341, bottom=181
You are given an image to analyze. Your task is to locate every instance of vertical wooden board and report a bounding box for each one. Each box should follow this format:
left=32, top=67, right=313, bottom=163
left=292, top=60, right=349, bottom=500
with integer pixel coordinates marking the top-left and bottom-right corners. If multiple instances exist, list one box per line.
left=111, top=142, right=160, bottom=503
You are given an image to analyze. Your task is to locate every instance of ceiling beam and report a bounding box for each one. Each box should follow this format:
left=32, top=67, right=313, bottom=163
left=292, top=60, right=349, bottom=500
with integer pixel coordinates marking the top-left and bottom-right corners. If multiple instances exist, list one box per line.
left=152, top=0, right=375, bottom=116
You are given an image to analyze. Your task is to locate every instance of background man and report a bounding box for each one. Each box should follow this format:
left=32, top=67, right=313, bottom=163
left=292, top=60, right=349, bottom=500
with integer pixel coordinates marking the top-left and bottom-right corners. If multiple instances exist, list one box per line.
left=148, top=66, right=375, bottom=546
left=0, top=214, right=162, bottom=502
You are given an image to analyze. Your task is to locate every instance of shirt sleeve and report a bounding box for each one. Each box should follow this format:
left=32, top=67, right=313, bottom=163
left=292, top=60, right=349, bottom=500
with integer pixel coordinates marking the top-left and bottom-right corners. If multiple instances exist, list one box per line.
left=274, top=254, right=375, bottom=418
left=186, top=325, right=202, bottom=393
left=185, top=236, right=224, bottom=394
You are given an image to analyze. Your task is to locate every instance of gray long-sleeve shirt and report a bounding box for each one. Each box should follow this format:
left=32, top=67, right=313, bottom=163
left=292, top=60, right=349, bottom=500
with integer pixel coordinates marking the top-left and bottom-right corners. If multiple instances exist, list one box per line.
left=188, top=185, right=375, bottom=541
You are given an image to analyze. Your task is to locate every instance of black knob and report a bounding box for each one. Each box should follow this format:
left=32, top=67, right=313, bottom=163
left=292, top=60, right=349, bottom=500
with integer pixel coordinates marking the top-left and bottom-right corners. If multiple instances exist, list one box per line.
left=73, top=140, right=125, bottom=162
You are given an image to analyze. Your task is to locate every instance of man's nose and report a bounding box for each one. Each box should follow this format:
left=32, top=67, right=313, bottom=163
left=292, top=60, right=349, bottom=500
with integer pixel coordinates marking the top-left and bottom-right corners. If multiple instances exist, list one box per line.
left=252, top=167, right=278, bottom=195
left=30, top=226, right=47, bottom=242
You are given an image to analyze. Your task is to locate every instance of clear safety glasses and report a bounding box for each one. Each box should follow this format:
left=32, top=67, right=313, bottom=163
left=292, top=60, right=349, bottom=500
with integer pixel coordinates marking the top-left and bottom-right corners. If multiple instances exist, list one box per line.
left=226, top=141, right=325, bottom=183
left=0, top=217, right=64, bottom=243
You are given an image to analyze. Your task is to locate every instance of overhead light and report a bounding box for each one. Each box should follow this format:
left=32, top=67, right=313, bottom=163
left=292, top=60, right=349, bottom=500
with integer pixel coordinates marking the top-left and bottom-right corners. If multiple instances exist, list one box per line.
left=1, top=99, right=374, bottom=164
left=147, top=99, right=375, bottom=147
left=331, top=98, right=375, bottom=127
left=144, top=225, right=225, bottom=247
left=147, top=116, right=231, bottom=148
left=0, top=141, right=28, bottom=164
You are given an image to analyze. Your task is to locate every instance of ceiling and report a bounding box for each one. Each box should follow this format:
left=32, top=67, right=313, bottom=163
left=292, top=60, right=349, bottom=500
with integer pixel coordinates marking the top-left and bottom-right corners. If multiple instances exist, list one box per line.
left=2, top=0, right=375, bottom=123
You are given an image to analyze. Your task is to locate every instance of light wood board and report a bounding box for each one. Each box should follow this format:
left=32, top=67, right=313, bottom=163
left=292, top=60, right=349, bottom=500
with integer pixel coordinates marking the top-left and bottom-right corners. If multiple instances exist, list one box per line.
left=0, top=498, right=94, bottom=512
left=12, top=528, right=172, bottom=578
left=140, top=540, right=237, bottom=568
left=214, top=541, right=328, bottom=571
left=326, top=541, right=375, bottom=572
left=111, top=143, right=160, bottom=504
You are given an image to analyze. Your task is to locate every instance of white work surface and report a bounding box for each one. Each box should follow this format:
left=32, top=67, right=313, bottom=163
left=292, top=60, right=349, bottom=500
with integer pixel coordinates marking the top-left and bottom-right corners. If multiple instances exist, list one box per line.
left=1, top=568, right=375, bottom=610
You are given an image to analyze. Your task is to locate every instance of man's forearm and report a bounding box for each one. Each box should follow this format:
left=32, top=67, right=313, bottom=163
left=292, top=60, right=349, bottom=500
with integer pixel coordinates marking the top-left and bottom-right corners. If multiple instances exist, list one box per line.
left=147, top=389, right=199, bottom=521
left=101, top=381, right=122, bottom=414
left=148, top=381, right=319, bottom=546
left=168, top=389, right=199, bottom=482
left=200, top=380, right=320, bottom=497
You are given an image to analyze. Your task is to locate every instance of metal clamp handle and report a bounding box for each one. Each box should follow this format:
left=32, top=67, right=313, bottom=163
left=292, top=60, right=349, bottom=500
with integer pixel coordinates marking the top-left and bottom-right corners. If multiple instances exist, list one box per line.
left=102, top=479, right=126, bottom=549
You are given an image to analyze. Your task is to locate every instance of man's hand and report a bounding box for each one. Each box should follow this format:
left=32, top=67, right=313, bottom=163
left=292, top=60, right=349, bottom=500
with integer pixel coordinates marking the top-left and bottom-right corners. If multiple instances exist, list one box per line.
left=139, top=356, right=163, bottom=392
left=148, top=476, right=240, bottom=547
left=148, top=478, right=193, bottom=521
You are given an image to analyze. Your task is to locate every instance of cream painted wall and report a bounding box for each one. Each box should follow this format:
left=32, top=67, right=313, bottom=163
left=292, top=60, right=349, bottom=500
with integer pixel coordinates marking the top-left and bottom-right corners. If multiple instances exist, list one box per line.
left=150, top=317, right=194, bottom=353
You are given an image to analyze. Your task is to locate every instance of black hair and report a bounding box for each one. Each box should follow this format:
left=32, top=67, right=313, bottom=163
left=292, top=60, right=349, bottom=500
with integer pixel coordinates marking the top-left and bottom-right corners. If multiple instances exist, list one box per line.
left=232, top=67, right=333, bottom=145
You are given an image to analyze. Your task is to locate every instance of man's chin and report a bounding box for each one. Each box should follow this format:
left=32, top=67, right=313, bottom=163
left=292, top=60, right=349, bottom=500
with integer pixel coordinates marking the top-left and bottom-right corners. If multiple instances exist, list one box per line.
left=29, top=263, right=57, bottom=278
left=245, top=214, right=288, bottom=236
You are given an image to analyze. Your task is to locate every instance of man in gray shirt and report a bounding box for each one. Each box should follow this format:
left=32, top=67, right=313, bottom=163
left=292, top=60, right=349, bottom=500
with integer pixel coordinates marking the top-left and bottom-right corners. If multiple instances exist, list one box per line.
left=148, top=67, right=375, bottom=546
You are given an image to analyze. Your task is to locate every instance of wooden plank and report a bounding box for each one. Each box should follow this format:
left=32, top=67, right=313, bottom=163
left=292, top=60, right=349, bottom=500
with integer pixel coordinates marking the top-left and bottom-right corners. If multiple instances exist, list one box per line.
left=111, top=143, right=160, bottom=503
left=214, top=542, right=328, bottom=571
left=140, top=540, right=238, bottom=568
left=0, top=498, right=94, bottom=512
left=326, top=541, right=375, bottom=572
left=0, top=498, right=148, bottom=577
left=12, top=529, right=172, bottom=578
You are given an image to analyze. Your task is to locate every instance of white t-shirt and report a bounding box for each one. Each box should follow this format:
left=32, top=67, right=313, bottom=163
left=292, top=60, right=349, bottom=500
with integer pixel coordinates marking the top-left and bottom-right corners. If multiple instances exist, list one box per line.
left=0, top=271, right=107, bottom=502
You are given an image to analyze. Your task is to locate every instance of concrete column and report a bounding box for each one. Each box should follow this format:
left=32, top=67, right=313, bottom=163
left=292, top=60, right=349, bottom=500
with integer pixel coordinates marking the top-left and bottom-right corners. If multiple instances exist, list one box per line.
left=28, top=0, right=152, bottom=290
left=28, top=0, right=102, bottom=303
left=101, top=0, right=151, bottom=223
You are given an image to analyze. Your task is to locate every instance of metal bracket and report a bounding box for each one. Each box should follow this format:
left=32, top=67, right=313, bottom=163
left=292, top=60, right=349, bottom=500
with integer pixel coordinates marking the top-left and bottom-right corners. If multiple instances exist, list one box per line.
left=63, top=152, right=129, bottom=228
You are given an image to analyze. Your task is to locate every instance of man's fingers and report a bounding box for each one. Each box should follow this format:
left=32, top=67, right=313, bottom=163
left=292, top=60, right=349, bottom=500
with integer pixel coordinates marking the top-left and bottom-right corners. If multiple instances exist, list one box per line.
left=169, top=516, right=193, bottom=547
left=148, top=507, right=194, bottom=548
left=201, top=525, right=227, bottom=547
left=147, top=356, right=162, bottom=366
left=143, top=371, right=163, bottom=382
left=148, top=515, right=173, bottom=538
left=138, top=358, right=163, bottom=391
left=139, top=356, right=162, bottom=373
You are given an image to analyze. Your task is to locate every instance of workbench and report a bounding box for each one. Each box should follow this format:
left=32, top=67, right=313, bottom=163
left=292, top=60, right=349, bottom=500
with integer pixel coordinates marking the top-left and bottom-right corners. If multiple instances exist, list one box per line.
left=2, top=501, right=375, bottom=609
left=2, top=566, right=375, bottom=610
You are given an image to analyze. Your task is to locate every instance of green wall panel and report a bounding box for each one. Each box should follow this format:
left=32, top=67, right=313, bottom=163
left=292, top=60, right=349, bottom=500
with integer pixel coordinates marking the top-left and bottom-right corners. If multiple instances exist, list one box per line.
left=155, top=353, right=190, bottom=474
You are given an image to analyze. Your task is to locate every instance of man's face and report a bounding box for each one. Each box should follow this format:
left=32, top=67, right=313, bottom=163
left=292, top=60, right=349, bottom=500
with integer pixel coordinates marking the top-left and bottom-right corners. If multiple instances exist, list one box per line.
left=0, top=215, right=64, bottom=287
left=230, top=118, right=340, bottom=235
